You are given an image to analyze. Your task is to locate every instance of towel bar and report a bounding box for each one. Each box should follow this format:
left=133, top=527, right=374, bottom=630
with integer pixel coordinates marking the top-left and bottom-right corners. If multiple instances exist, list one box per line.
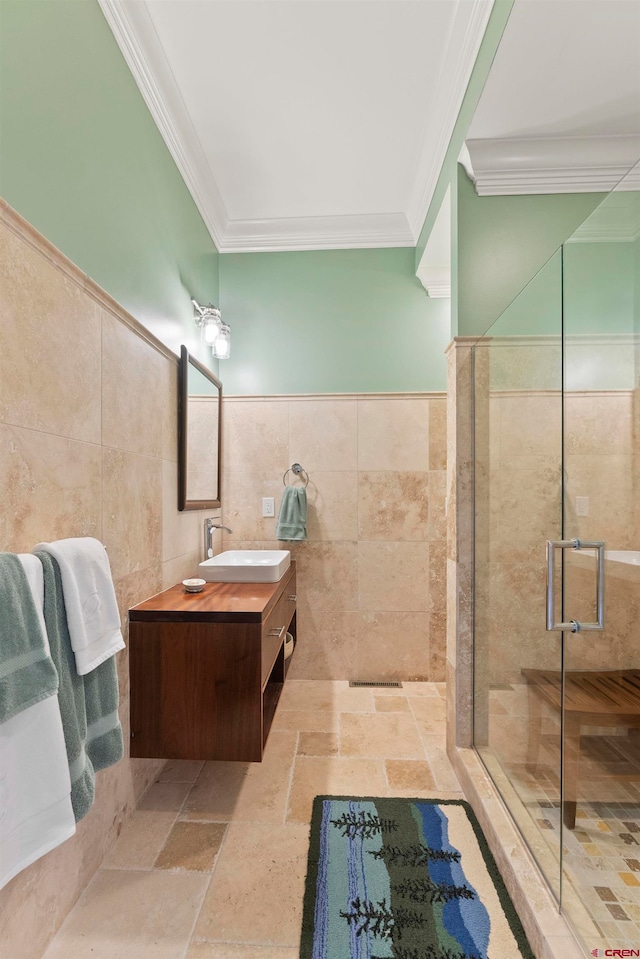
left=283, top=463, right=309, bottom=488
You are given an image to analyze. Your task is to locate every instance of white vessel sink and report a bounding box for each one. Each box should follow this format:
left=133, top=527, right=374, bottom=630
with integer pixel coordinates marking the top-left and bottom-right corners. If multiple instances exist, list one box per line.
left=199, top=550, right=291, bottom=583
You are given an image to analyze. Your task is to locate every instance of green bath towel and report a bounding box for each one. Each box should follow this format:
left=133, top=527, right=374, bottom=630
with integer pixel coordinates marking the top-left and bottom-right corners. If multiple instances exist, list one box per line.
left=276, top=486, right=308, bottom=541
left=37, top=551, right=123, bottom=822
left=0, top=553, right=58, bottom=723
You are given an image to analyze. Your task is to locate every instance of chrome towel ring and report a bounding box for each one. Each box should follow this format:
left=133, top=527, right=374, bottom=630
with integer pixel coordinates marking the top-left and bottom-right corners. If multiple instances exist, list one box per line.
left=283, top=463, right=309, bottom=488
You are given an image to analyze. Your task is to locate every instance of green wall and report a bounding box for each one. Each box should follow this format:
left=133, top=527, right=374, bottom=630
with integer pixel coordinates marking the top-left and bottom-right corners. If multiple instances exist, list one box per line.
left=478, top=198, right=638, bottom=391
left=7, top=0, right=612, bottom=396
left=0, top=0, right=451, bottom=393
left=0, top=0, right=219, bottom=364
left=564, top=239, right=637, bottom=391
left=455, top=167, right=603, bottom=336
left=492, top=240, right=635, bottom=338
left=219, top=249, right=450, bottom=394
left=490, top=251, right=562, bottom=337
left=565, top=241, right=635, bottom=335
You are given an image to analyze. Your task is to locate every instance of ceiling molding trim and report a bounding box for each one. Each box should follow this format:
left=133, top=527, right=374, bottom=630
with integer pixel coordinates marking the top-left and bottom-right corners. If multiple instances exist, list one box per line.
left=559, top=178, right=640, bottom=243
left=98, top=0, right=431, bottom=251
left=416, top=188, right=451, bottom=299
left=219, top=213, right=415, bottom=253
left=567, top=226, right=640, bottom=244
left=406, top=0, right=495, bottom=239
left=466, top=135, right=640, bottom=195
left=97, top=0, right=229, bottom=249
left=424, top=283, right=452, bottom=299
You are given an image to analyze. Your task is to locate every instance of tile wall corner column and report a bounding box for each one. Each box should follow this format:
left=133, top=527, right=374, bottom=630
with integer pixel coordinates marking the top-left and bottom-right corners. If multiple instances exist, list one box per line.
left=445, top=339, right=476, bottom=752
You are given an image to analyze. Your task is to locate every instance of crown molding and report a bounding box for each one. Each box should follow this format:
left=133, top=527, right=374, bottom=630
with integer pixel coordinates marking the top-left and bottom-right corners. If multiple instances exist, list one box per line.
left=97, top=0, right=229, bottom=249
left=466, top=135, right=640, bottom=196
left=98, top=0, right=415, bottom=251
left=100, top=0, right=494, bottom=252
left=406, top=0, right=494, bottom=239
left=423, top=283, right=452, bottom=299
left=568, top=191, right=640, bottom=243
left=416, top=188, right=451, bottom=298
left=220, top=212, right=414, bottom=253
left=568, top=224, right=640, bottom=244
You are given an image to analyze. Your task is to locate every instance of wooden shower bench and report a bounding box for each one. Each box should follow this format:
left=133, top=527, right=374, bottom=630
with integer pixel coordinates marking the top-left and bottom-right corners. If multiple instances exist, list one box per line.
left=522, top=668, right=640, bottom=829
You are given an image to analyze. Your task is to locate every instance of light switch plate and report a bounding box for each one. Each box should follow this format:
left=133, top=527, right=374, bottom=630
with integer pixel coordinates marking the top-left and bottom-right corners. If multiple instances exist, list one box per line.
left=262, top=497, right=275, bottom=517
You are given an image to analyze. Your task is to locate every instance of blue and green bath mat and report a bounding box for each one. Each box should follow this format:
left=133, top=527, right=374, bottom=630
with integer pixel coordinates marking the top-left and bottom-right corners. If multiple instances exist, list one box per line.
left=301, top=796, right=535, bottom=959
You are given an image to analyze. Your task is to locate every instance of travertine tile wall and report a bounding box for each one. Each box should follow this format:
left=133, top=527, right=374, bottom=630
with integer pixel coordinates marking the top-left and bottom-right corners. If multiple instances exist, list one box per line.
left=474, top=338, right=638, bottom=685
left=634, top=371, right=640, bottom=548
left=220, top=393, right=447, bottom=681
left=446, top=338, right=601, bottom=959
left=0, top=203, right=217, bottom=959
left=483, top=391, right=563, bottom=686
left=564, top=383, right=639, bottom=672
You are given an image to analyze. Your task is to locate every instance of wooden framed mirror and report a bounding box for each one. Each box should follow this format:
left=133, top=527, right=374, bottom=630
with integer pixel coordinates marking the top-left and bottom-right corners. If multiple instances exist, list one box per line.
left=178, top=345, right=222, bottom=510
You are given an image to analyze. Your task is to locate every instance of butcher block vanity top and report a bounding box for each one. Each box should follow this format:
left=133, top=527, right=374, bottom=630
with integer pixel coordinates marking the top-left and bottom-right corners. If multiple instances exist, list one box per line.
left=130, top=563, right=296, bottom=623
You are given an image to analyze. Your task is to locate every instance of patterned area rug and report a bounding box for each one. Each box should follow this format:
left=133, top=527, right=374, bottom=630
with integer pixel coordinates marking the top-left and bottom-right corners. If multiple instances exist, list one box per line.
left=301, top=796, right=535, bottom=959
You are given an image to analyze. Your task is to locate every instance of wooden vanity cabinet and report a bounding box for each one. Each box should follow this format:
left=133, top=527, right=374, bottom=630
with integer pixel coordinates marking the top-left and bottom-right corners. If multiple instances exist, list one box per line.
left=128, top=563, right=296, bottom=762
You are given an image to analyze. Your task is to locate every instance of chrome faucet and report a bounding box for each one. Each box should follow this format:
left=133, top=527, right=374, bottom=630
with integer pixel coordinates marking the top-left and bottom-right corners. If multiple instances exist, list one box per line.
left=204, top=518, right=233, bottom=559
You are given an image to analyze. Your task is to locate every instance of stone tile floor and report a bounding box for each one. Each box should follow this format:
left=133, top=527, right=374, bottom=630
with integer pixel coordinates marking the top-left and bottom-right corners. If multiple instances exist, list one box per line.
left=43, top=680, right=460, bottom=959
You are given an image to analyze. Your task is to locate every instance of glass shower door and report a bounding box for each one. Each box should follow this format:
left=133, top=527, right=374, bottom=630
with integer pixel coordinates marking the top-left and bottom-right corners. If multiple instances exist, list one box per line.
left=559, top=161, right=640, bottom=952
left=472, top=249, right=566, bottom=904
left=473, top=160, right=640, bottom=954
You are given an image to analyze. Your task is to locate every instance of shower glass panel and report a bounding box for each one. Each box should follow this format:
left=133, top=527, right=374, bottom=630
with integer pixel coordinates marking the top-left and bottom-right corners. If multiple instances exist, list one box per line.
left=560, top=159, right=640, bottom=950
left=472, top=159, right=640, bottom=955
left=472, top=250, right=564, bottom=902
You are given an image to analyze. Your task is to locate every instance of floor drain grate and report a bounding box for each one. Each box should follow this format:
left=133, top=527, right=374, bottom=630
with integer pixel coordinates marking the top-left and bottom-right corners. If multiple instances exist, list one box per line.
left=349, top=680, right=403, bottom=688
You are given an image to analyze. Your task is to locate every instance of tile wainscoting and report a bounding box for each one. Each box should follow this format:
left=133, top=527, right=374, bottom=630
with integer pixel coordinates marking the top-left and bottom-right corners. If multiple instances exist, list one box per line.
left=0, top=202, right=221, bottom=958
left=220, top=391, right=447, bottom=682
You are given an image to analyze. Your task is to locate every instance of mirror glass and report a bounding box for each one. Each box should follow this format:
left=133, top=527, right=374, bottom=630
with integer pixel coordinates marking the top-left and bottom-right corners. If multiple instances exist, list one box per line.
left=178, top=345, right=222, bottom=510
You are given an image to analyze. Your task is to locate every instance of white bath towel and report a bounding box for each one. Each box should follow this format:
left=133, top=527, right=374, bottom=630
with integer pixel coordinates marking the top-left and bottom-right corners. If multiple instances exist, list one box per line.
left=0, top=698, right=76, bottom=890
left=0, top=556, right=76, bottom=891
left=33, top=538, right=124, bottom=675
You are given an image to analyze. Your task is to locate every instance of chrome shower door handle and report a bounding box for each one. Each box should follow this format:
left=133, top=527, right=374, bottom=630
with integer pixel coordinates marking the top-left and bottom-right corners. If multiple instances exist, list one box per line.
left=546, top=539, right=605, bottom=633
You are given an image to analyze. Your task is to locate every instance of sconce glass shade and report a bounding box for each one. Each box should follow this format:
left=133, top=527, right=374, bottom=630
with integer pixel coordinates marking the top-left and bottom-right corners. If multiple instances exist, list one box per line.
left=203, top=314, right=221, bottom=344
left=212, top=322, right=231, bottom=359
left=191, top=297, right=229, bottom=359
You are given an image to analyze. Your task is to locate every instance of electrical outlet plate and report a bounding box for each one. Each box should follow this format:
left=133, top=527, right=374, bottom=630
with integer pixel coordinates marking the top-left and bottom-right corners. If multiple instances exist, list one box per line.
left=262, top=497, right=275, bottom=517
left=576, top=496, right=589, bottom=517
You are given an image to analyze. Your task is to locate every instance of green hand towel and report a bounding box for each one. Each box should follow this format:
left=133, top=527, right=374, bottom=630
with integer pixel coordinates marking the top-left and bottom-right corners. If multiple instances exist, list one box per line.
left=276, top=486, right=308, bottom=541
left=0, top=553, right=58, bottom=724
left=84, top=655, right=123, bottom=773
left=37, top=552, right=123, bottom=822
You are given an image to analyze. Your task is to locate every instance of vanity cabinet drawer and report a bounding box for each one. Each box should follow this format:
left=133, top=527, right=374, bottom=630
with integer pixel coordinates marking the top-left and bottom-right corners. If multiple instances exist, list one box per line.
left=262, top=570, right=296, bottom=687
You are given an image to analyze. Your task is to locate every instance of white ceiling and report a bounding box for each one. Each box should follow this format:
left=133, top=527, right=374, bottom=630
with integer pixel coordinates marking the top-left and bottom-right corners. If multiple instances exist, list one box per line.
left=466, top=0, right=640, bottom=195
left=99, top=0, right=494, bottom=251
left=99, top=0, right=640, bottom=252
left=469, top=0, right=640, bottom=141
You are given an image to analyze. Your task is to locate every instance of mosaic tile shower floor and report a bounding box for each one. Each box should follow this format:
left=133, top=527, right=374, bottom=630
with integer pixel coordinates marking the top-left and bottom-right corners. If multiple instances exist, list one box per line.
left=488, top=686, right=640, bottom=953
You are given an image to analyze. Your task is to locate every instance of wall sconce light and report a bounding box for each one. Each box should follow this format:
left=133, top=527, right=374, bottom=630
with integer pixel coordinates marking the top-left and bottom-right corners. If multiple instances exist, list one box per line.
left=191, top=297, right=231, bottom=359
